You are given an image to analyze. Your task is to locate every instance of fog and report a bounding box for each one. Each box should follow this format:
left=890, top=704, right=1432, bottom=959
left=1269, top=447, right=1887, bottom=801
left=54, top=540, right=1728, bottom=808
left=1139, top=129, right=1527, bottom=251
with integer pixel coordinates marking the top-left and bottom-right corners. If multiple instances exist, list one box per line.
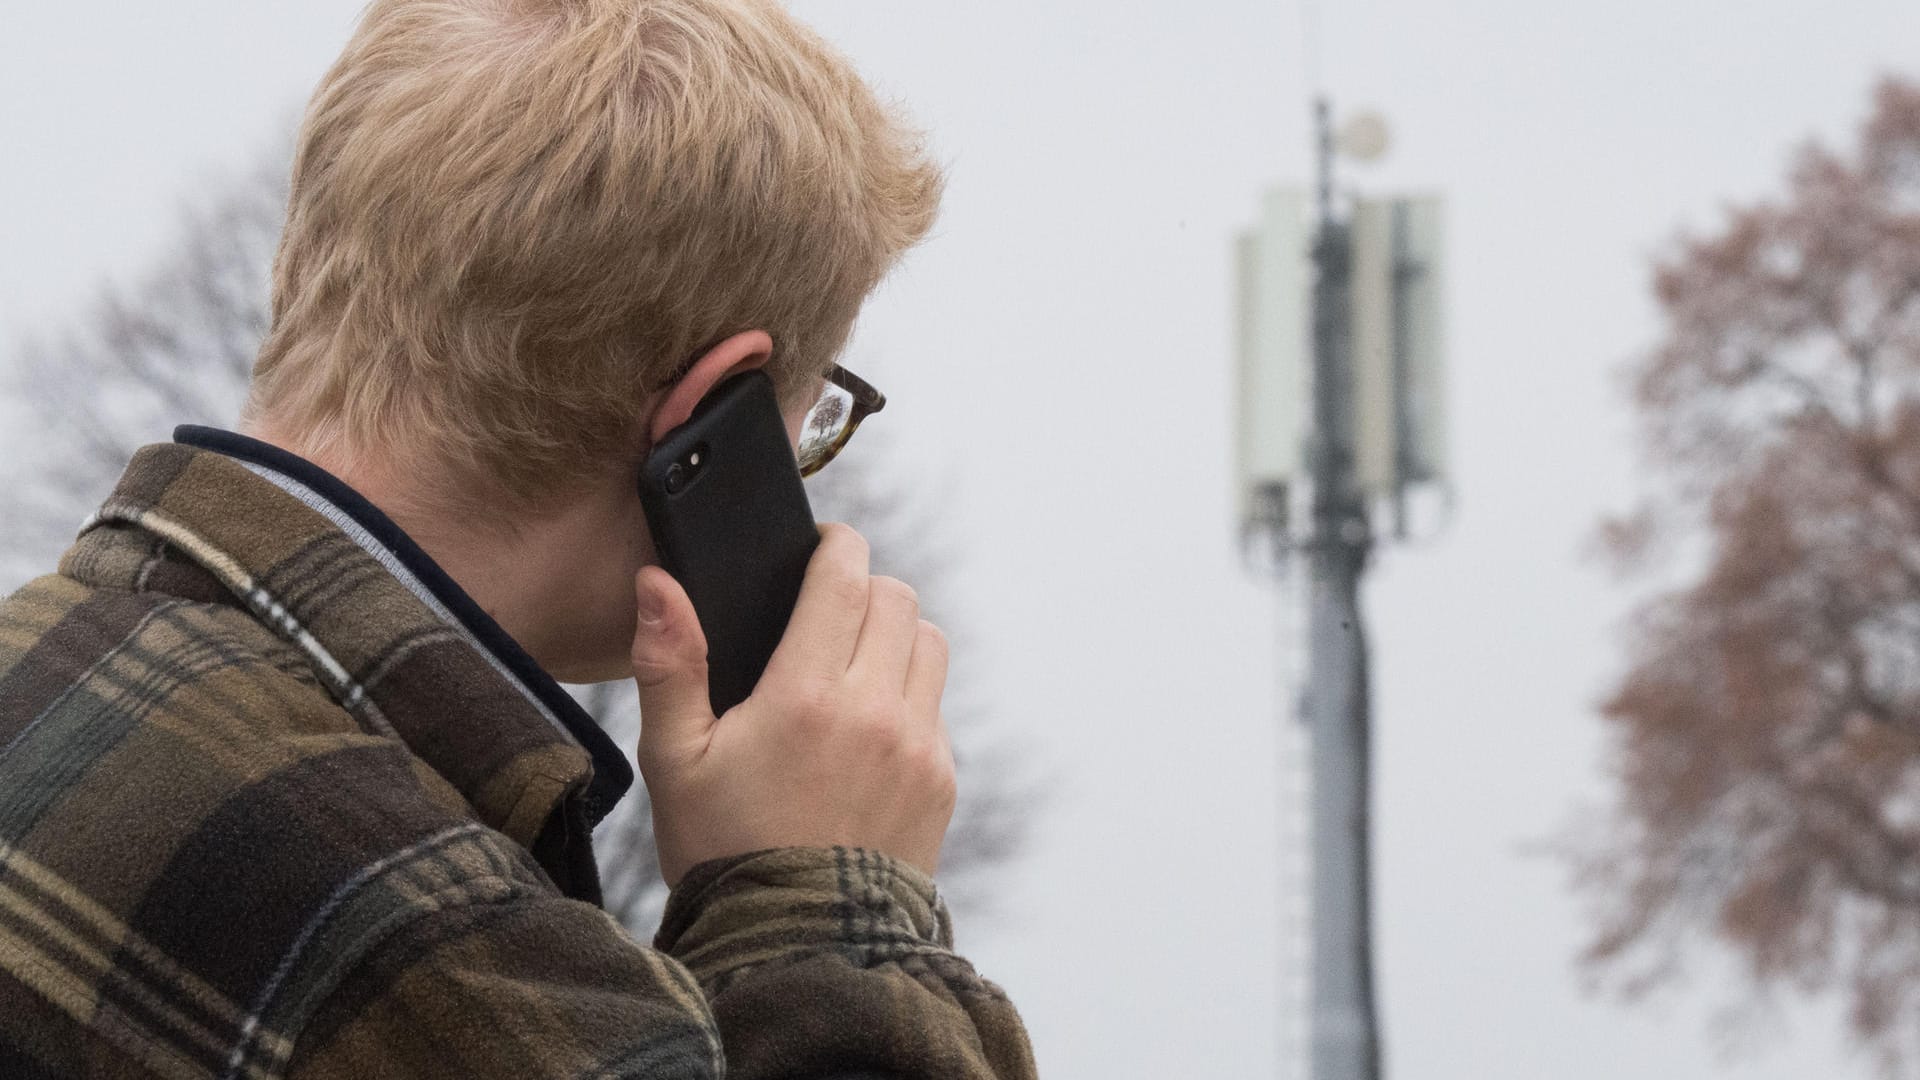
left=6, top=2, right=1918, bottom=1076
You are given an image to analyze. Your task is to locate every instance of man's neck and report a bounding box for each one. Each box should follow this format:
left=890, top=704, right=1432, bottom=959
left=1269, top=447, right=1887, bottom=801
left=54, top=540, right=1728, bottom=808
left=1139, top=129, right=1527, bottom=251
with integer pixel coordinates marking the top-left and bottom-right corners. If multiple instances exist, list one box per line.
left=237, top=420, right=619, bottom=683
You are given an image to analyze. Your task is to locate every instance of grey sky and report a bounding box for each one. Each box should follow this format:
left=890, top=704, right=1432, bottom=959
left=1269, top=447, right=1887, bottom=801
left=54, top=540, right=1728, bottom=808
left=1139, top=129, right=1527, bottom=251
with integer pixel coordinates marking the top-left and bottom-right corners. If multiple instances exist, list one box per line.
left=5, top=2, right=1920, bottom=1077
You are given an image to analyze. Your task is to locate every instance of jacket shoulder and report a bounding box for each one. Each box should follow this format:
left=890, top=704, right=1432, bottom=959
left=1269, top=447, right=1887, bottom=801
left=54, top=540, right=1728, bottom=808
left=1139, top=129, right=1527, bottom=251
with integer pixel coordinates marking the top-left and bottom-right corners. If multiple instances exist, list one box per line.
left=0, top=572, right=543, bottom=1077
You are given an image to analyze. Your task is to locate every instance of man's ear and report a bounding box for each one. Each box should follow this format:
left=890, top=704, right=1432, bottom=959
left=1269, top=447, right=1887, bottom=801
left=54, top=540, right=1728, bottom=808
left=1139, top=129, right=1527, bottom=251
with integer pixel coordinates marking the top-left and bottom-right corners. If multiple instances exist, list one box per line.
left=647, top=330, right=775, bottom=445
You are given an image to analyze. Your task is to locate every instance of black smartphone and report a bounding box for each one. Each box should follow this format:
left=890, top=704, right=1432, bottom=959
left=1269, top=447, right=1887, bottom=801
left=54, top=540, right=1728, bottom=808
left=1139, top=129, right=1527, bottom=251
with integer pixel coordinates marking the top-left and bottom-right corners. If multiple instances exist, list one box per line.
left=639, top=369, right=820, bottom=715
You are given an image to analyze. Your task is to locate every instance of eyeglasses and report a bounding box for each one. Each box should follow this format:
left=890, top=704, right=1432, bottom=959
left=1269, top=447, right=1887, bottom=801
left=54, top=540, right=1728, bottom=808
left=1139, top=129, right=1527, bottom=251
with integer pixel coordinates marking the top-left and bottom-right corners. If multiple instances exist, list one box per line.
left=797, top=364, right=886, bottom=477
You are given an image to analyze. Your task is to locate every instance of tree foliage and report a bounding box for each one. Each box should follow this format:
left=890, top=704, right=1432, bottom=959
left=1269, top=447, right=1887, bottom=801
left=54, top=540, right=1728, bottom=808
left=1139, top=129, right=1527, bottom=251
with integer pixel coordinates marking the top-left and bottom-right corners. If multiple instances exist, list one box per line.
left=1579, top=77, right=1920, bottom=1069
left=0, top=145, right=1027, bottom=936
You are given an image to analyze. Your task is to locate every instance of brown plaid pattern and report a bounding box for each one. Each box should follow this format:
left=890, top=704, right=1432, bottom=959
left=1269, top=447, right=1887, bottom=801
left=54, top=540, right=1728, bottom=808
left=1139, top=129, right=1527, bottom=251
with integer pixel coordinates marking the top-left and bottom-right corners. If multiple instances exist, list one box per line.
left=0, top=441, right=1035, bottom=1079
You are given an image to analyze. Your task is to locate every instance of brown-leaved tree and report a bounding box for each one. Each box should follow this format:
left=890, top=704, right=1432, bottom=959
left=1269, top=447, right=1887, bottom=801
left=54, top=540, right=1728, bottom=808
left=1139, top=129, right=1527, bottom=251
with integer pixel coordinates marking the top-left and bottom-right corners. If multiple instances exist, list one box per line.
left=1576, top=77, right=1920, bottom=1071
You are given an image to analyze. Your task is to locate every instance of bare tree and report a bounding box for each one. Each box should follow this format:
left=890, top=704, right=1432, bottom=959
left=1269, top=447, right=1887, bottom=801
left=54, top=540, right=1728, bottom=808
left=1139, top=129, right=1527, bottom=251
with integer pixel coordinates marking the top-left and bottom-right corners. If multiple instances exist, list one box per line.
left=2, top=153, right=284, bottom=573
left=1, top=145, right=1028, bottom=935
left=1572, top=77, right=1920, bottom=1072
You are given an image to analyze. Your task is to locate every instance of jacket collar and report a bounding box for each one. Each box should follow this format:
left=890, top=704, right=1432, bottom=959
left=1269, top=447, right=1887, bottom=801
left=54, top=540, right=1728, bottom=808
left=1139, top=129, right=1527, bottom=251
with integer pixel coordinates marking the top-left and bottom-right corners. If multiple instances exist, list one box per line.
left=80, top=429, right=633, bottom=853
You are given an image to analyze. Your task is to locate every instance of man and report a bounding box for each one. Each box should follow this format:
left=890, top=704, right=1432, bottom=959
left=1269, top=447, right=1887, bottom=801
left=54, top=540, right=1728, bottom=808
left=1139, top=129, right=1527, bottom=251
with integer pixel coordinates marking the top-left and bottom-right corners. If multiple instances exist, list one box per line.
left=0, top=1, right=1035, bottom=1077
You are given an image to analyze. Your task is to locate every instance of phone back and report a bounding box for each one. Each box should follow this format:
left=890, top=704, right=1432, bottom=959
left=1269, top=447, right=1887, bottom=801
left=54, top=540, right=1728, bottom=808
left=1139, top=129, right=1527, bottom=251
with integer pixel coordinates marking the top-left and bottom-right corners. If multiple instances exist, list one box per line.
left=639, top=370, right=820, bottom=715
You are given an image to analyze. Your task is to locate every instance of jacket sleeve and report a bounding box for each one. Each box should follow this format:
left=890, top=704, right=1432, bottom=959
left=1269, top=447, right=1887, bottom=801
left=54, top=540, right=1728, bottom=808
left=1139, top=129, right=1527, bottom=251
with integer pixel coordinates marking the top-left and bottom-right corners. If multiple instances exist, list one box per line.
left=283, top=847, right=1033, bottom=1080
left=654, top=847, right=1037, bottom=1080
left=283, top=885, right=726, bottom=1079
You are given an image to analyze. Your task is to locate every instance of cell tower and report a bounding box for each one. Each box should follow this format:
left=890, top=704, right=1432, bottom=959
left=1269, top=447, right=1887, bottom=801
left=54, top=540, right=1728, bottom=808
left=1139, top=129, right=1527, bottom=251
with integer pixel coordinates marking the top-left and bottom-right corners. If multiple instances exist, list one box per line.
left=1236, top=101, right=1449, bottom=1080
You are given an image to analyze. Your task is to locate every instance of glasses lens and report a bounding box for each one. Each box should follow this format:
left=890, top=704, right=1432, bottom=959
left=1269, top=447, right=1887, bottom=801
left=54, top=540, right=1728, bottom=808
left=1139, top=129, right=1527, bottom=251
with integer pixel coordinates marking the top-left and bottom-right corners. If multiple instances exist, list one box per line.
left=797, top=379, right=854, bottom=474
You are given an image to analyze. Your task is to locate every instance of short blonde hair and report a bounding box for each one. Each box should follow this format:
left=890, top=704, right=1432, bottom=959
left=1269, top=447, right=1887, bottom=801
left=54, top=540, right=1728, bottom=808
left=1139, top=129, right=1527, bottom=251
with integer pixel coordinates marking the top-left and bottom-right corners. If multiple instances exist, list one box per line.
left=246, top=0, right=942, bottom=513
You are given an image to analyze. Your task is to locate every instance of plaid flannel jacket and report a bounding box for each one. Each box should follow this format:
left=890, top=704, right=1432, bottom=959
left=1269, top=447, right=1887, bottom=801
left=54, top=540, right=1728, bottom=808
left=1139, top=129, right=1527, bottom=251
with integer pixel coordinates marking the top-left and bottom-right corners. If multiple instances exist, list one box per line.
left=0, top=429, right=1036, bottom=1080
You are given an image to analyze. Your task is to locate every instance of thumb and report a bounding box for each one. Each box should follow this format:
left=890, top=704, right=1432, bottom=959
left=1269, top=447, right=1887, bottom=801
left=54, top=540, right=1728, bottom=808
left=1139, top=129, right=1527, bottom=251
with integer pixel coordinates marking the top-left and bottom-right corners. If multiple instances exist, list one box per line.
left=631, top=566, right=715, bottom=761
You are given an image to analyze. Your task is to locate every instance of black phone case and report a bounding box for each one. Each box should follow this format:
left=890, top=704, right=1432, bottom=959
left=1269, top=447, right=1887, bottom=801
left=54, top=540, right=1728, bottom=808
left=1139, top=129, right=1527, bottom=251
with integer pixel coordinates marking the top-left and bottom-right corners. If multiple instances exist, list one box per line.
left=639, top=370, right=819, bottom=715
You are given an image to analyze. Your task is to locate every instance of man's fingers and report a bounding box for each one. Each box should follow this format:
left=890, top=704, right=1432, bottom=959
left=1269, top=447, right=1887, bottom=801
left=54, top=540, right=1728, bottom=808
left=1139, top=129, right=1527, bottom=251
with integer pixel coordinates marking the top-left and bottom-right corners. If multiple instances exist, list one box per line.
left=849, top=577, right=921, bottom=690
left=765, top=524, right=870, bottom=682
left=904, top=618, right=950, bottom=720
left=632, top=566, right=716, bottom=763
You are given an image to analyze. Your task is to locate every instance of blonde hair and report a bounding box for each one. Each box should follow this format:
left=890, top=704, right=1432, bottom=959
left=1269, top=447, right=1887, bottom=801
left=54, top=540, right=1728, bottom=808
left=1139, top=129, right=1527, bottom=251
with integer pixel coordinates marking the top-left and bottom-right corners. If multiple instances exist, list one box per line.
left=245, top=0, right=942, bottom=514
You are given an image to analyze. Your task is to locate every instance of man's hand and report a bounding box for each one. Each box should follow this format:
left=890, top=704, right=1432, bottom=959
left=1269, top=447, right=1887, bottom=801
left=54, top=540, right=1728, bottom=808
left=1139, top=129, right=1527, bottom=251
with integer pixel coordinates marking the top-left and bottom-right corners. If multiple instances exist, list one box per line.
left=630, top=523, right=957, bottom=887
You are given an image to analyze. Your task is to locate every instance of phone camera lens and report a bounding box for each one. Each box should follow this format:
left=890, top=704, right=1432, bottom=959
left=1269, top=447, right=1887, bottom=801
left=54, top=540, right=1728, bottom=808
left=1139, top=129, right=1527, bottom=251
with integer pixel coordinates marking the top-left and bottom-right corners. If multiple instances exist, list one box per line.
left=665, top=462, right=689, bottom=494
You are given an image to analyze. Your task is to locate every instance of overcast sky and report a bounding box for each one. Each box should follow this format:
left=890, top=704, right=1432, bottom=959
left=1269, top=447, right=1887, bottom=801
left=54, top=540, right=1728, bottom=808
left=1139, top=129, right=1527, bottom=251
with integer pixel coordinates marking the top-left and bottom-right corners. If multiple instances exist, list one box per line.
left=6, top=2, right=1920, bottom=1077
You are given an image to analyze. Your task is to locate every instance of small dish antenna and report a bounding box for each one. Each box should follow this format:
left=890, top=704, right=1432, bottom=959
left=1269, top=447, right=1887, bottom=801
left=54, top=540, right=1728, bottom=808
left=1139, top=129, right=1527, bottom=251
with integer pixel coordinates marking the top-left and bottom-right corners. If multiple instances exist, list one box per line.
left=1338, top=111, right=1391, bottom=163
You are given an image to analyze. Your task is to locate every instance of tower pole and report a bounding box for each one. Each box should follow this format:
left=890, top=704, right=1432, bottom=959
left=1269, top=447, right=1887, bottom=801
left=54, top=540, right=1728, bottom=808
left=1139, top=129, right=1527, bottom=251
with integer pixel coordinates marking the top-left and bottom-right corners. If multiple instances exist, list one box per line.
left=1304, top=97, right=1382, bottom=1080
